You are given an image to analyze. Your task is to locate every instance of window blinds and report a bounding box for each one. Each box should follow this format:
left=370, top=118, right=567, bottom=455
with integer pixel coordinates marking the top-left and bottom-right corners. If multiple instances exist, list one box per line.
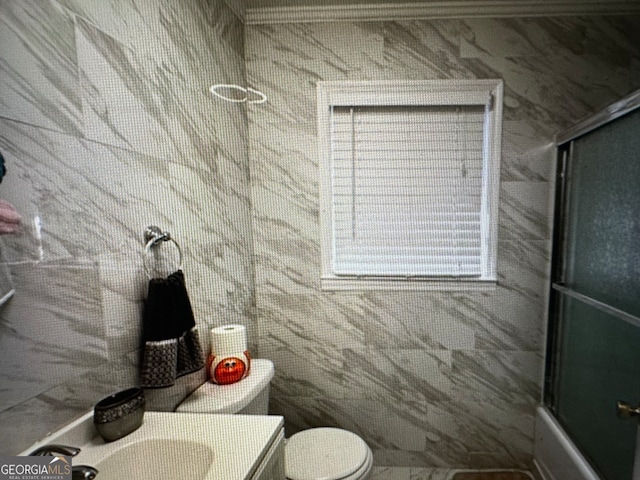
left=330, top=104, right=488, bottom=277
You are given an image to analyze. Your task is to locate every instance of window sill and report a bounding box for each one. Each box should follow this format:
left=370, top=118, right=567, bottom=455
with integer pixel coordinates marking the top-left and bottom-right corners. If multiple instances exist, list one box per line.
left=320, top=276, right=497, bottom=292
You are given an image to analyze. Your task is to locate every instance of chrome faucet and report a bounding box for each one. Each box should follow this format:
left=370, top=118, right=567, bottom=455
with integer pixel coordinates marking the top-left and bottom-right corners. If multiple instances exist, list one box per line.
left=29, top=444, right=81, bottom=457
left=72, top=466, right=98, bottom=480
left=28, top=444, right=98, bottom=479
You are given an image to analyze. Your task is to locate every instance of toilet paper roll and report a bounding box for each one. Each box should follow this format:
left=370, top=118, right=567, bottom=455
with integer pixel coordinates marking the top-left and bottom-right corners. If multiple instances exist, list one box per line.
left=210, top=324, right=247, bottom=356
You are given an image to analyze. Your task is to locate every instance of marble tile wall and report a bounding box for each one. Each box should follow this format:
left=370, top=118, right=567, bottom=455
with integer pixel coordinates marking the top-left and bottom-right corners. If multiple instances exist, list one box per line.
left=2, top=2, right=639, bottom=467
left=246, top=17, right=640, bottom=468
left=0, top=0, right=252, bottom=454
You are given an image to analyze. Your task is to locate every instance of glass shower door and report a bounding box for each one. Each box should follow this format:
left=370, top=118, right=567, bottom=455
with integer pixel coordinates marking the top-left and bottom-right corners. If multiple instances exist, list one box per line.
left=547, top=105, right=640, bottom=480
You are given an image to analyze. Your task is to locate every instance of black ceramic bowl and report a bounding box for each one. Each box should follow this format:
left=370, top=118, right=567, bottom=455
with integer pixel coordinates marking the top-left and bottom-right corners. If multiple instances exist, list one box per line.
left=93, top=387, right=145, bottom=442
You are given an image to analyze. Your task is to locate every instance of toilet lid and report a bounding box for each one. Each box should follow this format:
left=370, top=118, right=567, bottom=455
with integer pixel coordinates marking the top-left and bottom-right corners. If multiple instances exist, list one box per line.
left=285, top=428, right=370, bottom=480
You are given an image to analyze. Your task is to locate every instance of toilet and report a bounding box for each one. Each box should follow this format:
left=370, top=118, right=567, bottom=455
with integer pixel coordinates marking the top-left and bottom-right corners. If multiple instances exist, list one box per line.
left=177, top=359, right=373, bottom=480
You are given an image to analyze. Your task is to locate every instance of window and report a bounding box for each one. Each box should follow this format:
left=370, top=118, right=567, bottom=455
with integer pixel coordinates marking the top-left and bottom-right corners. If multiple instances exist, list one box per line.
left=317, top=80, right=503, bottom=290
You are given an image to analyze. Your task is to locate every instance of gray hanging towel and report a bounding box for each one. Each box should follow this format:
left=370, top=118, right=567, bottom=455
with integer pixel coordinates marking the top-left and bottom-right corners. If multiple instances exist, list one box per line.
left=140, top=270, right=205, bottom=388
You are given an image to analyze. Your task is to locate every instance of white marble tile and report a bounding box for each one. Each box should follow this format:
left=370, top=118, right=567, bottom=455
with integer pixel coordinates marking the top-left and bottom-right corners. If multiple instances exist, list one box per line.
left=257, top=293, right=366, bottom=351
left=372, top=449, right=453, bottom=469
left=60, top=0, right=246, bottom=96
left=245, top=15, right=640, bottom=469
left=582, top=16, right=640, bottom=68
left=186, top=259, right=255, bottom=339
left=161, top=0, right=245, bottom=83
left=248, top=22, right=384, bottom=80
left=383, top=20, right=467, bottom=80
left=247, top=59, right=319, bottom=128
left=560, top=53, right=638, bottom=113
left=467, top=289, right=546, bottom=352
left=164, top=158, right=254, bottom=295
left=0, top=0, right=82, bottom=135
left=0, top=349, right=141, bottom=455
left=460, top=18, right=587, bottom=59
left=0, top=118, right=174, bottom=261
left=426, top=400, right=534, bottom=468
left=0, top=261, right=107, bottom=411
left=340, top=347, right=454, bottom=406
left=248, top=123, right=318, bottom=190
left=2, top=7, right=636, bottom=470
left=410, top=469, right=452, bottom=480
left=0, top=0, right=253, bottom=451
left=497, top=237, right=551, bottom=305
left=501, top=120, right=556, bottom=182
left=499, top=181, right=553, bottom=242
left=371, top=466, right=412, bottom=480
left=359, top=291, right=476, bottom=350
left=261, top=338, right=356, bottom=400
left=249, top=118, right=321, bottom=295
left=246, top=18, right=561, bottom=469
left=76, top=17, right=220, bottom=165
left=450, top=351, right=541, bottom=407
left=0, top=391, right=88, bottom=456
left=99, top=253, right=147, bottom=356
left=465, top=51, right=634, bottom=131
left=249, top=135, right=318, bottom=223
left=283, top=397, right=432, bottom=453
left=388, top=288, right=542, bottom=353
left=252, top=205, right=320, bottom=293
left=56, top=0, right=159, bottom=51
left=308, top=21, right=385, bottom=78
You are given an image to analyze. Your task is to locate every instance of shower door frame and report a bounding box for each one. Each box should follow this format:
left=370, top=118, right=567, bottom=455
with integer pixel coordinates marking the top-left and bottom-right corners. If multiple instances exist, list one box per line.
left=543, top=89, right=640, bottom=480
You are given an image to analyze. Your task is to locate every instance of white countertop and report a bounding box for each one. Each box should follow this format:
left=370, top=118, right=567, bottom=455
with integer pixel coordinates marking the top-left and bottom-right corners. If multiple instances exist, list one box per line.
left=21, top=410, right=284, bottom=480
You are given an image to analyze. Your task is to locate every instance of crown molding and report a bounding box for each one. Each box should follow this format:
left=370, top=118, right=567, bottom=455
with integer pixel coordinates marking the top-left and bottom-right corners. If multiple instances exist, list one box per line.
left=244, top=0, right=640, bottom=25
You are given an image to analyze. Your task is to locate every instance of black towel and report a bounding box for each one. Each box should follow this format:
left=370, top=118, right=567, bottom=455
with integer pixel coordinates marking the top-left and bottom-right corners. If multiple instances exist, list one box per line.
left=0, top=151, right=6, bottom=184
left=140, top=270, right=205, bottom=388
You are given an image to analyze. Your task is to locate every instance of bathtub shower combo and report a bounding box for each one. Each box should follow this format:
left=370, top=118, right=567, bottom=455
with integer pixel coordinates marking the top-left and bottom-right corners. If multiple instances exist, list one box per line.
left=535, top=90, right=640, bottom=480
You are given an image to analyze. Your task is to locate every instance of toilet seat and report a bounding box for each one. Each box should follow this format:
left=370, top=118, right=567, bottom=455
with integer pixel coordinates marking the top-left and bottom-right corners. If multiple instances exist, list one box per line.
left=285, top=428, right=373, bottom=480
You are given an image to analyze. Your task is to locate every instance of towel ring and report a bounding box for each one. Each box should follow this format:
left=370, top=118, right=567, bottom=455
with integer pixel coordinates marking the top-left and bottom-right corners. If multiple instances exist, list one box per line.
left=143, top=226, right=183, bottom=279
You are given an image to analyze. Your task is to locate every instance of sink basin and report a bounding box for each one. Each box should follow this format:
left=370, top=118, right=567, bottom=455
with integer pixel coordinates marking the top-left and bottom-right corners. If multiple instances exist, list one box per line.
left=91, top=439, right=213, bottom=480
left=21, top=411, right=284, bottom=480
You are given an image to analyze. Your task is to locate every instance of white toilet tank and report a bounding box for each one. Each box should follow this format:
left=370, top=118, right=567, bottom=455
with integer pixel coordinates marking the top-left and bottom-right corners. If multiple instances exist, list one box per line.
left=177, top=359, right=274, bottom=415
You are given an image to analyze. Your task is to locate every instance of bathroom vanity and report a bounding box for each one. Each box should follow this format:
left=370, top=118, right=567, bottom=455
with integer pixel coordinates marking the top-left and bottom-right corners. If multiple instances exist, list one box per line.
left=20, top=411, right=285, bottom=480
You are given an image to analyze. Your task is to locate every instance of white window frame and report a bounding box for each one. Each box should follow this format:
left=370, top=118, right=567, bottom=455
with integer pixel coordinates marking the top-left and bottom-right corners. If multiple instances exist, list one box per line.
left=317, top=79, right=503, bottom=291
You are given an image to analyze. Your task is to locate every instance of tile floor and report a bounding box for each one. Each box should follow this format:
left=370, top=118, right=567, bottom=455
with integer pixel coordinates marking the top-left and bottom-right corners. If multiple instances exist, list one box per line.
left=450, top=472, right=533, bottom=480
left=370, top=467, right=534, bottom=480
